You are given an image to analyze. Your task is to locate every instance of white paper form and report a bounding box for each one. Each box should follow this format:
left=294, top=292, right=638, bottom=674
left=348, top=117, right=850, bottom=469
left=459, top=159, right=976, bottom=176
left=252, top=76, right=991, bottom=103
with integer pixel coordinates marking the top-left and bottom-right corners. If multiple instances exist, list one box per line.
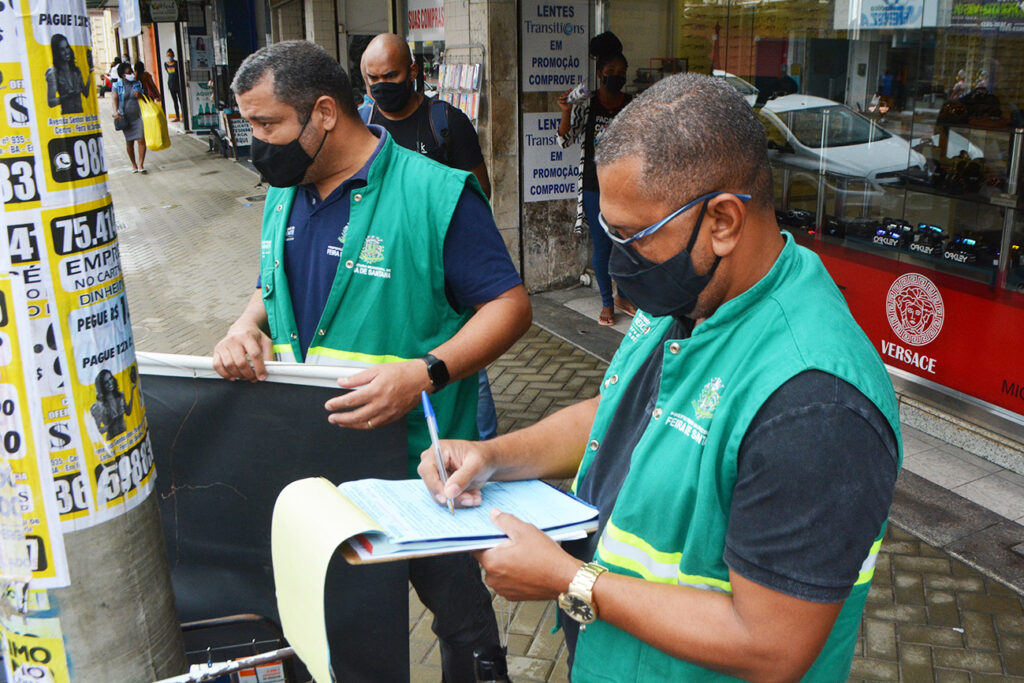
left=336, top=479, right=597, bottom=543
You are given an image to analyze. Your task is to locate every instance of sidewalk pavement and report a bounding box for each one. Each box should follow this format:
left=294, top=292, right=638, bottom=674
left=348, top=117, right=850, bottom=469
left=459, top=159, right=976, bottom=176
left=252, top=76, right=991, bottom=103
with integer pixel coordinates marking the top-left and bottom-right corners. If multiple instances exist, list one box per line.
left=104, top=117, right=1024, bottom=681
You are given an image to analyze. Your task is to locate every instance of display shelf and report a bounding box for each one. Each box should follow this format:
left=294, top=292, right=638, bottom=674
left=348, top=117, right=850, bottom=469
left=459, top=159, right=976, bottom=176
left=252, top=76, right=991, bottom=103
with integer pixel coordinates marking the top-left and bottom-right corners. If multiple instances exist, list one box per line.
left=436, top=63, right=481, bottom=126
left=893, top=176, right=1017, bottom=209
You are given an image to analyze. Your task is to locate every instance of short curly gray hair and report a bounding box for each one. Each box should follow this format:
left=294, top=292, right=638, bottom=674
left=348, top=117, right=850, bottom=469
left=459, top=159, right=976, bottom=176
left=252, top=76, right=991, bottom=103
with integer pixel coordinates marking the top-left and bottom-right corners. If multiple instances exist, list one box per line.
left=595, top=73, right=774, bottom=209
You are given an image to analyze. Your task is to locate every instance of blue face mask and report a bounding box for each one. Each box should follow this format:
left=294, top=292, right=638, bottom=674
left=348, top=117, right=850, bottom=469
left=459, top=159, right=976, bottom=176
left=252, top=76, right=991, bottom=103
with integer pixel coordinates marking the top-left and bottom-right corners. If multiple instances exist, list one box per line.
left=608, top=198, right=719, bottom=319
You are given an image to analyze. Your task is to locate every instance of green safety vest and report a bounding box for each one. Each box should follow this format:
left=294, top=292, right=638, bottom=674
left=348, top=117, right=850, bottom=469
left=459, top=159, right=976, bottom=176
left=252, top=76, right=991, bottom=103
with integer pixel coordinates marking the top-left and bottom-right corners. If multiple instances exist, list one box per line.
left=570, top=233, right=902, bottom=682
left=259, top=135, right=481, bottom=473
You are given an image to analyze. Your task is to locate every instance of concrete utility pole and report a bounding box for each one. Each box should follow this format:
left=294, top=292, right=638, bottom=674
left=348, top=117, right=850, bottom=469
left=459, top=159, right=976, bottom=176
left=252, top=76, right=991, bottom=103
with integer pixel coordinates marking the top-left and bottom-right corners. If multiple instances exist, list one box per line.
left=0, top=0, right=186, bottom=679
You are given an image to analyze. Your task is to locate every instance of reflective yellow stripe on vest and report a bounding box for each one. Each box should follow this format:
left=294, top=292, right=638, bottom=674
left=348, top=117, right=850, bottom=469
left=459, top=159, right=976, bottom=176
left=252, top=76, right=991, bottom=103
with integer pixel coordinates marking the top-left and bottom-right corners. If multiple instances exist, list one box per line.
left=597, top=521, right=732, bottom=593
left=855, top=538, right=883, bottom=586
left=305, top=347, right=412, bottom=365
left=273, top=344, right=298, bottom=362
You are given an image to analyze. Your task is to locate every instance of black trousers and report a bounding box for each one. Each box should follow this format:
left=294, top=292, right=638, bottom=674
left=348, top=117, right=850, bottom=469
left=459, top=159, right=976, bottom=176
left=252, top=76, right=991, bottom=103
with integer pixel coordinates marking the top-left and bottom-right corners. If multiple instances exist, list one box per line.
left=167, top=86, right=181, bottom=116
left=409, top=553, right=501, bottom=682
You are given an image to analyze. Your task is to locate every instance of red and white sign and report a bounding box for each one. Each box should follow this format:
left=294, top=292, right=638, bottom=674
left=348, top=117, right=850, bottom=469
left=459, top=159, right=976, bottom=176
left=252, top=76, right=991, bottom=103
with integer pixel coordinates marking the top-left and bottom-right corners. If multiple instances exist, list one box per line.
left=407, top=0, right=445, bottom=42
left=799, top=236, right=1024, bottom=417
left=237, top=662, right=285, bottom=682
left=886, top=273, right=945, bottom=346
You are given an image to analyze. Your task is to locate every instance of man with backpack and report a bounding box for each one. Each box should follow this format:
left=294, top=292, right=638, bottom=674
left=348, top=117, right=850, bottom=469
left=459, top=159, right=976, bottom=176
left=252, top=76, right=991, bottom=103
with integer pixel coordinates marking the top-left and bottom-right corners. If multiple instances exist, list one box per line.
left=359, top=33, right=491, bottom=197
left=360, top=33, right=501, bottom=441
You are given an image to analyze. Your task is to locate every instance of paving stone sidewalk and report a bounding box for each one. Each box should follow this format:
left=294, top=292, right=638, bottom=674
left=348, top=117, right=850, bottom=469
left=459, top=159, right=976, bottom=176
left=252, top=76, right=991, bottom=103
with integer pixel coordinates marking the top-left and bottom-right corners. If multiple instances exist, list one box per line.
left=105, top=118, right=1024, bottom=682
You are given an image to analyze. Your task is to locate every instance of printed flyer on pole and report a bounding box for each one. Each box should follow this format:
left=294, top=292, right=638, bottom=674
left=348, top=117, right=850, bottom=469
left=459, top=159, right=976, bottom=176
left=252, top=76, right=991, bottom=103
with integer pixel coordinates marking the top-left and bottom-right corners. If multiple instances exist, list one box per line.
left=3, top=0, right=155, bottom=530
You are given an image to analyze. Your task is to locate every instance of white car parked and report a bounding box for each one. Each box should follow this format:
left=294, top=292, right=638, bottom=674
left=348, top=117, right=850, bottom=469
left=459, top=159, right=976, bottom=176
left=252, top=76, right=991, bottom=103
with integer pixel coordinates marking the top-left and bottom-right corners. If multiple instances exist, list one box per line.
left=755, top=94, right=927, bottom=181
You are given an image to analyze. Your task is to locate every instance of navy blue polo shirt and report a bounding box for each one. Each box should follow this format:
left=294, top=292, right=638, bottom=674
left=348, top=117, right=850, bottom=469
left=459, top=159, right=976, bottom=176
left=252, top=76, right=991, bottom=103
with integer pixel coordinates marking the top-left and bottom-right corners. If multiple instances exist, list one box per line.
left=260, top=126, right=521, bottom=355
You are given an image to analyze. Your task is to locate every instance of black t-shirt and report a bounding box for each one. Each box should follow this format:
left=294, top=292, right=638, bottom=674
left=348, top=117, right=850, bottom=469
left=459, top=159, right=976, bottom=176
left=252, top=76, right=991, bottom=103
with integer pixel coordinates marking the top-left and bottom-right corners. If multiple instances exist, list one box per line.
left=581, top=95, right=630, bottom=192
left=164, top=61, right=181, bottom=90
left=368, top=97, right=484, bottom=172
left=562, top=318, right=899, bottom=656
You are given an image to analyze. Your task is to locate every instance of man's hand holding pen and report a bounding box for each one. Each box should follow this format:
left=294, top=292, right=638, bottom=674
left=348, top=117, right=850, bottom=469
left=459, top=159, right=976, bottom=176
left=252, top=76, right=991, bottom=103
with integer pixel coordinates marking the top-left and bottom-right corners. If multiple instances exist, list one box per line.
left=417, top=437, right=582, bottom=602
left=417, top=439, right=496, bottom=508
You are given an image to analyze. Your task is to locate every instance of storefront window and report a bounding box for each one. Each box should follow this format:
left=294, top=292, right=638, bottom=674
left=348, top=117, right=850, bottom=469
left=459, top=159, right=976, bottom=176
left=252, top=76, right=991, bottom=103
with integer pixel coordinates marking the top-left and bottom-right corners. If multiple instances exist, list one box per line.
left=616, top=0, right=1024, bottom=291
left=410, top=40, right=444, bottom=95
left=604, top=0, right=1024, bottom=417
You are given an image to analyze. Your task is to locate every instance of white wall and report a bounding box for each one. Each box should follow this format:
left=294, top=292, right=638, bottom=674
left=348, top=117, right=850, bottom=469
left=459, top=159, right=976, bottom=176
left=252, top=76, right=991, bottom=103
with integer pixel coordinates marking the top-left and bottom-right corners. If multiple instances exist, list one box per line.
left=337, top=0, right=390, bottom=73
left=156, top=23, right=178, bottom=99
left=608, top=0, right=673, bottom=86
left=847, top=39, right=872, bottom=110
left=344, top=0, right=389, bottom=35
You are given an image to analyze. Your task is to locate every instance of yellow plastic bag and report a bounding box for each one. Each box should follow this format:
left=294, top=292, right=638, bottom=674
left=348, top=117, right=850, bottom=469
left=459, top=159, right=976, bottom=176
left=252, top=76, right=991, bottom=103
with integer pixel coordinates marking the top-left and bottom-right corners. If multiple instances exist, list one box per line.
left=139, top=96, right=170, bottom=151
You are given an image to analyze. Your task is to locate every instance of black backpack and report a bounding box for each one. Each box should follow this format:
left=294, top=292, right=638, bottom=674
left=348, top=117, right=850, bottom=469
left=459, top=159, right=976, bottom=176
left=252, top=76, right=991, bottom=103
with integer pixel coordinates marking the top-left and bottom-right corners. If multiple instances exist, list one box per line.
left=359, top=97, right=452, bottom=166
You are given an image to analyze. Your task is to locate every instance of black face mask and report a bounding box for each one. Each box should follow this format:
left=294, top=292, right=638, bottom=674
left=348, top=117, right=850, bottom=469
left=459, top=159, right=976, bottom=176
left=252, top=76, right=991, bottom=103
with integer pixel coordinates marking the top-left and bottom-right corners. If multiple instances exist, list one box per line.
left=603, top=75, right=626, bottom=94
left=608, top=200, right=720, bottom=319
left=250, top=117, right=327, bottom=188
left=370, top=80, right=413, bottom=113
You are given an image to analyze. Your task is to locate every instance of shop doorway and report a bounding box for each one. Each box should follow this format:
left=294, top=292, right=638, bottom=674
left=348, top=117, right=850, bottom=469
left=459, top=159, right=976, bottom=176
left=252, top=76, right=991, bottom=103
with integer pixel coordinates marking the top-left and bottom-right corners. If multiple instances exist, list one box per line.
left=754, top=39, right=790, bottom=98
left=805, top=38, right=848, bottom=102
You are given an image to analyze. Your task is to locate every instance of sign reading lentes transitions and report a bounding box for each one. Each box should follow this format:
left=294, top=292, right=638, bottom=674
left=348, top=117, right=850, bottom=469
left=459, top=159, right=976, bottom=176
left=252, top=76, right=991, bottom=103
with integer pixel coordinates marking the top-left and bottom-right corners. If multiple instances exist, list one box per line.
left=522, top=113, right=578, bottom=202
left=521, top=0, right=590, bottom=92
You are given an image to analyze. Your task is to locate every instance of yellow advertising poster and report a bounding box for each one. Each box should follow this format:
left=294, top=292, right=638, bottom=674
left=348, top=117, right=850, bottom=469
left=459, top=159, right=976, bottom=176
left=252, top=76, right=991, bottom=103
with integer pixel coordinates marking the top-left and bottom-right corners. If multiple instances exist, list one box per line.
left=17, top=0, right=106, bottom=201
left=0, top=60, right=43, bottom=213
left=3, top=0, right=153, bottom=529
left=4, top=211, right=95, bottom=526
left=37, top=197, right=154, bottom=522
left=0, top=274, right=69, bottom=588
left=1, top=613, right=71, bottom=683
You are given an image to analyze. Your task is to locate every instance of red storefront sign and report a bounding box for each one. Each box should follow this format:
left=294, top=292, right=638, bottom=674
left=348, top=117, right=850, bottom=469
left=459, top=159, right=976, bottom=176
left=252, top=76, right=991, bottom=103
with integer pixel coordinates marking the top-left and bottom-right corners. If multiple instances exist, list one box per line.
left=801, top=237, right=1024, bottom=417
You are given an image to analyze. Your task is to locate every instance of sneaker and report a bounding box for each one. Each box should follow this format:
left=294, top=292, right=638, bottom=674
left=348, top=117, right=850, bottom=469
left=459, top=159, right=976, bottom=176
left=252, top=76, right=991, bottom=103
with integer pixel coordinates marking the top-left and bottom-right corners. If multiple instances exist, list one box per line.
left=139, top=169, right=148, bottom=174
left=132, top=168, right=139, bottom=173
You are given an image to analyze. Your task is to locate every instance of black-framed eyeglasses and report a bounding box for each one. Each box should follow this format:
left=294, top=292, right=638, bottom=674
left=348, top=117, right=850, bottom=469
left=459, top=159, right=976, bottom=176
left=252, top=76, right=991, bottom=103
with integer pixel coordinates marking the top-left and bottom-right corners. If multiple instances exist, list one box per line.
left=598, top=191, right=752, bottom=246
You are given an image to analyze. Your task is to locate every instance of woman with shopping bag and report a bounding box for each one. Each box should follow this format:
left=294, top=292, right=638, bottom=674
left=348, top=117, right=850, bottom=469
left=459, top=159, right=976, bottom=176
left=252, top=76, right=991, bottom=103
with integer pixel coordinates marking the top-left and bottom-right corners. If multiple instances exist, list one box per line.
left=112, top=62, right=147, bottom=173
left=134, top=60, right=161, bottom=99
left=132, top=60, right=171, bottom=151
left=138, top=95, right=171, bottom=151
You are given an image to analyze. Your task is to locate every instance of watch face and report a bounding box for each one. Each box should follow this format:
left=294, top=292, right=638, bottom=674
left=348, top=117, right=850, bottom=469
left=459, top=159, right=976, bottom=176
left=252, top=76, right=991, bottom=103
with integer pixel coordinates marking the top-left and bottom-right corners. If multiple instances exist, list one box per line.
left=559, top=593, right=596, bottom=624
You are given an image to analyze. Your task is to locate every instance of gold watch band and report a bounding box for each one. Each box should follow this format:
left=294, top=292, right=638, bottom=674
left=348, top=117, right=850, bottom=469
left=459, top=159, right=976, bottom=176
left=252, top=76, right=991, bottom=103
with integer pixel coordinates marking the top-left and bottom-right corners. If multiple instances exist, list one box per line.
left=569, top=562, right=607, bottom=602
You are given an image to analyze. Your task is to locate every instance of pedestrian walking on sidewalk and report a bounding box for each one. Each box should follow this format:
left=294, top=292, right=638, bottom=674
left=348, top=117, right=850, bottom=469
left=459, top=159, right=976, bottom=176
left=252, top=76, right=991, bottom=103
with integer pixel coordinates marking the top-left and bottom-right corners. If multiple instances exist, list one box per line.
left=164, top=49, right=182, bottom=121
left=421, top=73, right=902, bottom=682
left=213, top=40, right=531, bottom=683
left=360, top=32, right=501, bottom=441
left=558, top=31, right=636, bottom=326
left=112, top=62, right=147, bottom=173
left=134, top=60, right=160, bottom=99
left=107, top=57, right=121, bottom=93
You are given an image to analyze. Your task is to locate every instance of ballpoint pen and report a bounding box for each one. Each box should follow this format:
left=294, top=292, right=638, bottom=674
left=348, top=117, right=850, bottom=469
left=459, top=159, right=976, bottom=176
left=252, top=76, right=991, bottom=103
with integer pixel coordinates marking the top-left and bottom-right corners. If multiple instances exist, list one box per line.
left=421, top=390, right=455, bottom=514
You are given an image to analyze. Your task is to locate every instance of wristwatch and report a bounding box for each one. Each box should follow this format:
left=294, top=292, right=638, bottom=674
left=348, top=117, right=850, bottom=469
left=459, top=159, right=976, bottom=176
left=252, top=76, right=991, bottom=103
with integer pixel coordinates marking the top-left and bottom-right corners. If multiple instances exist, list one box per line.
left=558, top=562, right=607, bottom=624
left=421, top=353, right=450, bottom=391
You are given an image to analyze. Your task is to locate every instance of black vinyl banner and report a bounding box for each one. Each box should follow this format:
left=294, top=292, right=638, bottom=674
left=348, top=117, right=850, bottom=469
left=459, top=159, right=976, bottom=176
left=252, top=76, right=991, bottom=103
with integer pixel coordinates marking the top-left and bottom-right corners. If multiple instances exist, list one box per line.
left=141, top=370, right=410, bottom=682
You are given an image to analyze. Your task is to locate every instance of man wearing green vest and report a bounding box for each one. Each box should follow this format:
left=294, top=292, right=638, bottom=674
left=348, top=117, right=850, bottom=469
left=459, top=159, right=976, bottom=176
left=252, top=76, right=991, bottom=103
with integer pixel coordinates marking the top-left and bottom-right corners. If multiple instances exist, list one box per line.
left=420, top=73, right=901, bottom=681
left=212, top=41, right=531, bottom=682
